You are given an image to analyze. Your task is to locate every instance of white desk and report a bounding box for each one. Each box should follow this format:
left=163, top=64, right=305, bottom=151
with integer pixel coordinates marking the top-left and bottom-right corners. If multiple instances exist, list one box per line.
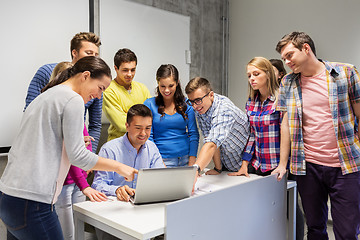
left=74, top=173, right=295, bottom=240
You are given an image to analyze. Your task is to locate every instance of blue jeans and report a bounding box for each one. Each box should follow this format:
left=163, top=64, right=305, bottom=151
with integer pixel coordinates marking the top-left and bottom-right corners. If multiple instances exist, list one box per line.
left=0, top=192, right=64, bottom=240
left=163, top=155, right=189, bottom=168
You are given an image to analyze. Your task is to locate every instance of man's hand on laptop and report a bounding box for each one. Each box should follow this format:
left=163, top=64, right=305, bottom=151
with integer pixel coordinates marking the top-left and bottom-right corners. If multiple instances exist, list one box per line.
left=116, top=185, right=135, bottom=202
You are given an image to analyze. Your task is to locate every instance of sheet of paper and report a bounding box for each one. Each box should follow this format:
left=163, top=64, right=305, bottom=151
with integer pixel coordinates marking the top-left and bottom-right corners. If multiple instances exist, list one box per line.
left=193, top=181, right=222, bottom=196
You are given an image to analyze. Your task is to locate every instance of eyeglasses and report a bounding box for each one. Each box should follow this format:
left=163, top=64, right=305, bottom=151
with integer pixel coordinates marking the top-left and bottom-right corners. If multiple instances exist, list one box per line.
left=186, top=92, right=210, bottom=106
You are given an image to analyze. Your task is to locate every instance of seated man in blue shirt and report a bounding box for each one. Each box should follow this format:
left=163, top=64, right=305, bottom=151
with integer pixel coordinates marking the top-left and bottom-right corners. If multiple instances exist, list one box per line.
left=185, top=77, right=250, bottom=177
left=92, top=104, right=165, bottom=202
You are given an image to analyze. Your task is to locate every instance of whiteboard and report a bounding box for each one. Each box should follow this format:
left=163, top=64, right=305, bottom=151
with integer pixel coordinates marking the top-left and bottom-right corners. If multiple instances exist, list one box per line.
left=99, top=0, right=190, bottom=122
left=0, top=0, right=89, bottom=148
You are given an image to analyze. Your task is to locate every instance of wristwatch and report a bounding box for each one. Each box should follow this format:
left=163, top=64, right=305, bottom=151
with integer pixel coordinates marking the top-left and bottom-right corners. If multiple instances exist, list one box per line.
left=213, top=166, right=222, bottom=174
left=193, top=164, right=201, bottom=174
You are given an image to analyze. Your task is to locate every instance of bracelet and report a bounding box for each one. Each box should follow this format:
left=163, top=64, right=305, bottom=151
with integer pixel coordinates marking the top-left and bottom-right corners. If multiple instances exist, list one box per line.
left=213, top=167, right=222, bottom=173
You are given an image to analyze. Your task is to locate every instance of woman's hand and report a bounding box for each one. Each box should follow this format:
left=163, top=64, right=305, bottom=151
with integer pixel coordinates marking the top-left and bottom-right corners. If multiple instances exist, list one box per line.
left=84, top=135, right=95, bottom=147
left=82, top=187, right=108, bottom=202
left=117, top=163, right=138, bottom=182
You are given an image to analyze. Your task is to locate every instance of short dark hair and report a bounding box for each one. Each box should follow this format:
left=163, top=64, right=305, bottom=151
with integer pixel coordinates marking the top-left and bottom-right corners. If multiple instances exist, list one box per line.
left=126, top=104, right=152, bottom=124
left=276, top=31, right=316, bottom=56
left=114, top=48, right=137, bottom=68
left=270, top=59, right=287, bottom=78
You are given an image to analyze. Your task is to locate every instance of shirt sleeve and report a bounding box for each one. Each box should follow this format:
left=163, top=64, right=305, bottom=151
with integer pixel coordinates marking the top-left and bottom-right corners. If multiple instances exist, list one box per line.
left=143, top=85, right=152, bottom=99
left=242, top=101, right=255, bottom=161
left=149, top=144, right=166, bottom=169
left=62, top=96, right=98, bottom=171
left=143, top=98, right=154, bottom=142
left=276, top=76, right=288, bottom=112
left=204, top=107, right=235, bottom=147
left=68, top=165, right=89, bottom=191
left=91, top=147, right=119, bottom=196
left=86, top=96, right=103, bottom=153
left=24, top=64, right=55, bottom=111
left=348, top=65, right=360, bottom=103
left=103, top=88, right=127, bottom=135
left=186, top=106, right=199, bottom=157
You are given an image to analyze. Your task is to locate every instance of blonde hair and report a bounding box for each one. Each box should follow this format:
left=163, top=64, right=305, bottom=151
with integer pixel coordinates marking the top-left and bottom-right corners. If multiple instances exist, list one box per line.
left=247, top=57, right=279, bottom=100
left=49, top=62, right=73, bottom=82
left=70, top=32, right=101, bottom=59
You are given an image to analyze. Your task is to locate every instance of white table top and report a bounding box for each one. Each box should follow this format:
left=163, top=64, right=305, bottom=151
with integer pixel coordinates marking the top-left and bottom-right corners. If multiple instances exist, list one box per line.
left=74, top=197, right=166, bottom=239
left=74, top=172, right=294, bottom=239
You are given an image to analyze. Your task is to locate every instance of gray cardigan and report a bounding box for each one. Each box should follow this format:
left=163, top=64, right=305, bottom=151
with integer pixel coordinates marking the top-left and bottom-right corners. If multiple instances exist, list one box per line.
left=0, top=85, right=98, bottom=204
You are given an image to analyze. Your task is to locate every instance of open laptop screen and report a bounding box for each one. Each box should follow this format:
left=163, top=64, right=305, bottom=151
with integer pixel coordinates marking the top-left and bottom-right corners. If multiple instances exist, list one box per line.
left=130, top=166, right=196, bottom=205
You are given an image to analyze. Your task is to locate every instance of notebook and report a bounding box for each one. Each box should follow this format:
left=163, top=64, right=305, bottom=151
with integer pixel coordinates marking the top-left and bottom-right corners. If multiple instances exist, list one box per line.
left=130, top=166, right=197, bottom=205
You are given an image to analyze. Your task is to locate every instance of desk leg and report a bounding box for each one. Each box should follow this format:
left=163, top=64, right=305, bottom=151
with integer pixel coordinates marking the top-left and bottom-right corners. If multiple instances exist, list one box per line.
left=74, top=212, right=85, bottom=240
left=288, top=185, right=297, bottom=240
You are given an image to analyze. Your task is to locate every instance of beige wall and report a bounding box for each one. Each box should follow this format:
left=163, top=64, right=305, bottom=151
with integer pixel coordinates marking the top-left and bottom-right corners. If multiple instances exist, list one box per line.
left=228, top=0, right=360, bottom=109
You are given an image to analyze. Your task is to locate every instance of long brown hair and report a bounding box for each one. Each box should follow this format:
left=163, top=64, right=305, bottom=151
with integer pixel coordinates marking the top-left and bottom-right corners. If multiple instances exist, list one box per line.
left=155, top=64, right=188, bottom=120
left=247, top=57, right=278, bottom=100
left=42, top=56, right=111, bottom=93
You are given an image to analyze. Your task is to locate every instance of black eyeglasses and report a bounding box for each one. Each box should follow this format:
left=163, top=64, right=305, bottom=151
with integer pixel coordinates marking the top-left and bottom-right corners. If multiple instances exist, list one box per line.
left=186, top=92, right=210, bottom=106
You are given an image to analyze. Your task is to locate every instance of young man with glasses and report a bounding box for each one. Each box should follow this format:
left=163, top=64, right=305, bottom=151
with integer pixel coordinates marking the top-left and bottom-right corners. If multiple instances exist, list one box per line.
left=185, top=77, right=250, bottom=176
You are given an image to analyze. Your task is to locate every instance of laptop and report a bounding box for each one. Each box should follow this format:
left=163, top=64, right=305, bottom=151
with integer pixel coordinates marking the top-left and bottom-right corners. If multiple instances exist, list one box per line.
left=130, top=166, right=197, bottom=205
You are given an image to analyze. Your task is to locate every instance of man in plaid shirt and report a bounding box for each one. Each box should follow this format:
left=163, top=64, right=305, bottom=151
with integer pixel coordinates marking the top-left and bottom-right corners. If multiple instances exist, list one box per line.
left=272, top=31, right=360, bottom=240
left=185, top=77, right=250, bottom=176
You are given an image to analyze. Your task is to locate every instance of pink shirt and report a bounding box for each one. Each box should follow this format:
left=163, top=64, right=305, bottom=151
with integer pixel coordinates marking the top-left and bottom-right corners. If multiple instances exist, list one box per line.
left=301, top=71, right=340, bottom=167
left=62, top=124, right=91, bottom=190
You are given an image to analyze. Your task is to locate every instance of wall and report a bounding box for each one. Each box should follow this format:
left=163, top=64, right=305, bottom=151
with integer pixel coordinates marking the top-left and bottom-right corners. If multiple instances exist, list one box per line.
left=228, top=0, right=360, bottom=109
left=131, top=0, right=228, bottom=94
left=0, top=0, right=89, bottom=149
left=96, top=0, right=229, bottom=151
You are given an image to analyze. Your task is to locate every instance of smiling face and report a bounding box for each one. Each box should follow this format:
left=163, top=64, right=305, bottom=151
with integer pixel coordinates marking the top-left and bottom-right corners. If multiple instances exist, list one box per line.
left=158, top=76, right=177, bottom=101
left=126, top=116, right=152, bottom=150
left=247, top=64, right=268, bottom=92
left=79, top=72, right=111, bottom=103
left=72, top=41, right=99, bottom=63
left=186, top=87, right=213, bottom=115
left=280, top=43, right=309, bottom=74
left=114, top=61, right=136, bottom=88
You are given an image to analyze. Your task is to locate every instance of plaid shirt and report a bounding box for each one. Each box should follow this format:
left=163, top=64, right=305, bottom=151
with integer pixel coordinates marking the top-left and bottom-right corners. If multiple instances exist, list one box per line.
left=277, top=60, right=360, bottom=175
left=196, top=93, right=250, bottom=172
left=242, top=95, right=281, bottom=172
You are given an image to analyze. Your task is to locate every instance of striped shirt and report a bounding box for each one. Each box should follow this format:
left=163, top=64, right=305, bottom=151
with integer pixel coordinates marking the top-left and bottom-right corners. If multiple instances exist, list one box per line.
left=242, top=95, right=281, bottom=172
left=24, top=63, right=103, bottom=152
left=196, top=93, right=250, bottom=171
left=277, top=60, right=360, bottom=175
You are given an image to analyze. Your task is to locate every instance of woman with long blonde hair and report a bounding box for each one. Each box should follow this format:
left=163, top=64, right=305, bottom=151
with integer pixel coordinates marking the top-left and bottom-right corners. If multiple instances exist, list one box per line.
left=235, top=57, right=280, bottom=176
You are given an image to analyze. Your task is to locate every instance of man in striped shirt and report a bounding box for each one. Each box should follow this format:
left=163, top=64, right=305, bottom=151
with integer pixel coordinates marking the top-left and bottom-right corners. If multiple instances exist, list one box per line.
left=24, top=32, right=102, bottom=152
left=185, top=77, right=250, bottom=176
left=272, top=31, right=360, bottom=240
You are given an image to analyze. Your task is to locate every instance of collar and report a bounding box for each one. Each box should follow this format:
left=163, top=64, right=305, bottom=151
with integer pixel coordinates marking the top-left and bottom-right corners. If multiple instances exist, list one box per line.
left=286, top=59, right=339, bottom=82
left=321, top=60, right=340, bottom=78
left=114, top=79, right=133, bottom=91
left=200, top=93, right=218, bottom=118
left=254, top=93, right=276, bottom=103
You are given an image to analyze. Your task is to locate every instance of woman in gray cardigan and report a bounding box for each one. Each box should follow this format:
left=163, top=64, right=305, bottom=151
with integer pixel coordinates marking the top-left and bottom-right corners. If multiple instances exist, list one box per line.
left=0, top=56, right=138, bottom=240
